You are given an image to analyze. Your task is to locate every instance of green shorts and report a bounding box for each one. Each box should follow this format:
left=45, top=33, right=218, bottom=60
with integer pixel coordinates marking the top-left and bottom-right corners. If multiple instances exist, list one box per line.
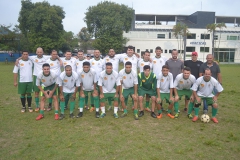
left=122, top=87, right=134, bottom=98
left=41, top=83, right=57, bottom=97
left=177, top=89, right=192, bottom=100
left=18, top=82, right=33, bottom=94
left=197, top=97, right=215, bottom=105
left=83, top=90, right=93, bottom=97
left=100, top=93, right=118, bottom=103
left=160, top=93, right=173, bottom=103
left=63, top=92, right=75, bottom=101
left=138, top=88, right=156, bottom=97
left=33, top=76, right=40, bottom=92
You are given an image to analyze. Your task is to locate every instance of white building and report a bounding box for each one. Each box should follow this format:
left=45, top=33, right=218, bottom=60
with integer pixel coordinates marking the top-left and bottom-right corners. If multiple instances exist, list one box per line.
left=124, top=11, right=240, bottom=63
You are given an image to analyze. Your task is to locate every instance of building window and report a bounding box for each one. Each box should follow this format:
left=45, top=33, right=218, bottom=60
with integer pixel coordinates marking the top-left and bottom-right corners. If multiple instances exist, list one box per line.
left=200, top=47, right=209, bottom=52
left=186, top=47, right=195, bottom=52
left=227, top=35, right=239, bottom=40
left=187, top=34, right=196, bottom=39
left=137, top=49, right=140, bottom=53
left=201, top=34, right=210, bottom=39
left=169, top=50, right=172, bottom=53
left=165, top=49, right=167, bottom=53
left=169, top=32, right=171, bottom=39
left=214, top=35, right=218, bottom=40
left=157, top=34, right=165, bottom=39
left=150, top=49, right=153, bottom=53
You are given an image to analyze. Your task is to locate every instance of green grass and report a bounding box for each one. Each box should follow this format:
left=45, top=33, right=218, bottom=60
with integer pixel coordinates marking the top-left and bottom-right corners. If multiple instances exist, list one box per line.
left=0, top=63, right=240, bottom=160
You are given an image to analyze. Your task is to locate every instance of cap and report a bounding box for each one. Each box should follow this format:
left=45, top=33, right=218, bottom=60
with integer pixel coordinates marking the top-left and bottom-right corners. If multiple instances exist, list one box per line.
left=192, top=52, right=198, bottom=56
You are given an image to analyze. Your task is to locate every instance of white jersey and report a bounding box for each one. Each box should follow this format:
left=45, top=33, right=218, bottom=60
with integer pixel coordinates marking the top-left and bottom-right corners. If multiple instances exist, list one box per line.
left=138, top=59, right=152, bottom=73
left=61, top=57, right=77, bottom=72
left=57, top=71, right=80, bottom=93
left=191, top=76, right=223, bottom=97
left=120, top=54, right=139, bottom=73
left=78, top=68, right=97, bottom=91
left=152, top=56, right=168, bottom=79
left=118, top=69, right=138, bottom=89
left=174, top=73, right=196, bottom=90
left=46, top=58, right=61, bottom=76
left=76, top=59, right=87, bottom=73
left=36, top=71, right=57, bottom=87
left=98, top=70, right=121, bottom=93
left=103, top=55, right=121, bottom=72
left=13, top=59, right=33, bottom=82
left=29, top=55, right=51, bottom=76
left=157, top=72, right=174, bottom=93
left=90, top=58, right=105, bottom=80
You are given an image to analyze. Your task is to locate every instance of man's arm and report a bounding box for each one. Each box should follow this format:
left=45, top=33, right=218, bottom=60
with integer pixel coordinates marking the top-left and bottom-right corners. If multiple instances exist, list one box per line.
left=14, top=73, right=18, bottom=87
left=217, top=73, right=222, bottom=84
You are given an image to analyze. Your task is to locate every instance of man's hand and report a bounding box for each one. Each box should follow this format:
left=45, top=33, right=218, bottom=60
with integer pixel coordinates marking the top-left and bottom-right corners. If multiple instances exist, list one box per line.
left=170, top=97, right=175, bottom=103
left=196, top=96, right=201, bottom=103
left=14, top=82, right=18, bottom=87
left=115, top=93, right=119, bottom=98
left=60, top=94, right=64, bottom=101
left=156, top=97, right=161, bottom=104
left=213, top=96, right=218, bottom=102
left=15, top=59, right=20, bottom=66
left=100, top=93, right=104, bottom=99
left=174, top=95, right=179, bottom=102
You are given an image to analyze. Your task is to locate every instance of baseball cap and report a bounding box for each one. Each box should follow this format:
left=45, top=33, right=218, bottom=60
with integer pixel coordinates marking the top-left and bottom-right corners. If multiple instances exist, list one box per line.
left=192, top=52, right=198, bottom=56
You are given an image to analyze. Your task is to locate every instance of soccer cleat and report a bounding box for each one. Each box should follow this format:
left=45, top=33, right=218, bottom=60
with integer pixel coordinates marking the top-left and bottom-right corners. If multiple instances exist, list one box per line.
left=157, top=113, right=162, bottom=119
left=64, top=106, right=68, bottom=110
left=100, top=113, right=106, bottom=118
left=21, top=107, right=26, bottom=113
left=134, top=114, right=139, bottom=120
left=55, top=114, right=59, bottom=120
left=178, top=110, right=180, bottom=113
left=211, top=117, right=219, bottom=123
left=192, top=116, right=199, bottom=122
left=69, top=113, right=75, bottom=118
left=151, top=112, right=157, bottom=118
left=121, top=112, right=128, bottom=118
left=167, top=113, right=174, bottom=119
left=36, top=114, right=44, bottom=120
left=96, top=112, right=100, bottom=118
left=187, top=114, right=193, bottom=119
left=107, top=106, right=112, bottom=111
left=35, top=108, right=39, bottom=112
left=174, top=113, right=179, bottom=119
left=145, top=107, right=151, bottom=112
left=47, top=106, right=52, bottom=111
left=113, top=113, right=119, bottom=118
left=184, top=108, right=187, bottom=112
left=138, top=111, right=144, bottom=117
left=89, top=107, right=95, bottom=112
left=77, top=112, right=83, bottom=118
left=28, top=107, right=33, bottom=113
left=59, top=114, right=65, bottom=120
left=84, top=105, right=89, bottom=110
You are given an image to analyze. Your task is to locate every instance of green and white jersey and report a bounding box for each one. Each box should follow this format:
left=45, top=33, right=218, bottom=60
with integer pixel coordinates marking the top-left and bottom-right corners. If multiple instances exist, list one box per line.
left=36, top=71, right=57, bottom=87
left=46, top=58, right=61, bottom=76
left=118, top=69, right=138, bottom=89
left=157, top=72, right=174, bottom=93
left=13, top=59, right=33, bottom=82
left=174, top=73, right=196, bottom=90
left=138, top=59, right=152, bottom=73
left=90, top=58, right=105, bottom=80
left=76, top=59, right=87, bottom=73
left=57, top=71, right=80, bottom=93
left=61, top=57, right=77, bottom=72
left=103, top=55, right=121, bottom=72
left=152, top=56, right=168, bottom=79
left=191, top=76, right=223, bottom=97
left=98, top=70, right=121, bottom=93
left=29, top=55, right=51, bottom=76
left=78, top=68, right=97, bottom=91
left=120, top=54, right=139, bottom=73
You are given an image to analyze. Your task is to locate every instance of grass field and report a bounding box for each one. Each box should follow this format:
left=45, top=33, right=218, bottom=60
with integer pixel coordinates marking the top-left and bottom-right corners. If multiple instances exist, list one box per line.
left=0, top=62, right=240, bottom=160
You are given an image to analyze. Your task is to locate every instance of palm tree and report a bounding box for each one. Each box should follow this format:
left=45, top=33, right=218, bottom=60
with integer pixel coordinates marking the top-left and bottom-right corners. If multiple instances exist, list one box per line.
left=206, top=23, right=217, bottom=57
left=181, top=24, right=190, bottom=60
left=216, top=22, right=227, bottom=60
left=173, top=23, right=182, bottom=53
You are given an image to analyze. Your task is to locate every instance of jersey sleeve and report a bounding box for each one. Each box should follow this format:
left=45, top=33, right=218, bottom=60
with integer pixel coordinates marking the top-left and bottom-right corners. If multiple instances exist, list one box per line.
left=118, top=70, right=123, bottom=81
left=75, top=73, right=80, bottom=87
left=36, top=74, right=41, bottom=86
left=169, top=73, right=174, bottom=88
left=157, top=79, right=160, bottom=89
left=92, top=70, right=98, bottom=83
left=215, top=82, right=223, bottom=92
left=116, top=74, right=121, bottom=86
left=173, top=75, right=180, bottom=88
left=98, top=74, right=103, bottom=86
left=57, top=73, right=63, bottom=86
left=191, top=78, right=200, bottom=91
left=152, top=74, right=157, bottom=90
left=13, top=65, right=19, bottom=73
left=134, top=72, right=138, bottom=85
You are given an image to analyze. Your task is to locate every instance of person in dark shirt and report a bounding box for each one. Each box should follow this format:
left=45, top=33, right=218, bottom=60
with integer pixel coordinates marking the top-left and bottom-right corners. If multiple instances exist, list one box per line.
left=184, top=52, right=203, bottom=79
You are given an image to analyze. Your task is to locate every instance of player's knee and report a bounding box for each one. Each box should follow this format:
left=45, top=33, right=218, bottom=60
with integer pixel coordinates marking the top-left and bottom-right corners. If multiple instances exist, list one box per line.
left=138, top=96, right=143, bottom=101
left=151, top=97, right=156, bottom=101
left=212, top=103, right=218, bottom=108
left=194, top=102, right=201, bottom=108
left=80, top=94, right=85, bottom=97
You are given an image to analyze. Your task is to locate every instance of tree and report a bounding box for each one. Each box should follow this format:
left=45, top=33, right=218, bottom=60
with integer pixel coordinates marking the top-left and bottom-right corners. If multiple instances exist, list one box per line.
left=173, top=23, right=182, bottom=53
left=216, top=22, right=227, bottom=60
left=84, top=1, right=133, bottom=54
left=60, top=31, right=79, bottom=53
left=78, top=27, right=93, bottom=53
left=206, top=23, right=217, bottom=57
left=18, top=0, right=65, bottom=53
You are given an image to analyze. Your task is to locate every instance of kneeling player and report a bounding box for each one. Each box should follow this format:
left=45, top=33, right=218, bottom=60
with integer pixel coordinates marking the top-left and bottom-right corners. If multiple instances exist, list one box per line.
left=156, top=65, right=175, bottom=119
left=36, top=63, right=59, bottom=120
left=191, top=68, right=223, bottom=123
left=98, top=62, right=121, bottom=118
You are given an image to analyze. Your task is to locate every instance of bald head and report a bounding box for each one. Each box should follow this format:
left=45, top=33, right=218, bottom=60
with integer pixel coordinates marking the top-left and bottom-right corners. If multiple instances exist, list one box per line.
left=206, top=54, right=214, bottom=64
left=36, top=47, right=44, bottom=57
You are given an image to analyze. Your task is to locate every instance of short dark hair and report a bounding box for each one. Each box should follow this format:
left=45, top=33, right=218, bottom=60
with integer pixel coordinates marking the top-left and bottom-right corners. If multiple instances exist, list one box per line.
left=143, top=65, right=150, bottom=70
left=78, top=50, right=83, bottom=52
left=171, top=49, right=178, bottom=53
left=83, top=61, right=90, bottom=66
left=127, top=45, right=134, bottom=50
left=144, top=50, right=150, bottom=54
left=51, top=49, right=57, bottom=52
left=162, top=65, right=169, bottom=70
left=184, top=67, right=191, bottom=72
left=106, top=62, right=112, bottom=67
left=155, top=46, right=162, bottom=50
left=22, top=50, right=29, bottom=54
left=65, top=65, right=72, bottom=70
left=125, top=61, right=132, bottom=66
left=42, top=63, right=50, bottom=68
left=66, top=50, right=71, bottom=53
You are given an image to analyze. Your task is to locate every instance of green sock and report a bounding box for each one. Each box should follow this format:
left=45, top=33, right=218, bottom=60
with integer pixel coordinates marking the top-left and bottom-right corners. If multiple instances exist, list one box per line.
left=48, top=98, right=52, bottom=103
left=146, top=101, right=150, bottom=108
left=188, top=102, right=194, bottom=114
left=85, top=95, right=88, bottom=106
left=124, top=109, right=128, bottom=113
left=55, top=110, right=58, bottom=114
left=174, top=102, right=179, bottom=113
left=91, top=95, right=94, bottom=107
left=40, top=110, right=44, bottom=115
left=134, top=109, right=138, bottom=115
left=158, top=110, right=162, bottom=114
left=60, top=101, right=65, bottom=114
left=93, top=96, right=99, bottom=109
left=79, top=97, right=85, bottom=108
left=108, top=97, right=112, bottom=106
left=212, top=107, right=218, bottom=117
left=124, top=97, right=128, bottom=106
left=35, top=97, right=39, bottom=108
left=70, top=101, right=75, bottom=114
left=167, top=109, right=171, bottom=113
left=65, top=95, right=69, bottom=107
left=194, top=107, right=199, bottom=116
left=131, top=98, right=134, bottom=106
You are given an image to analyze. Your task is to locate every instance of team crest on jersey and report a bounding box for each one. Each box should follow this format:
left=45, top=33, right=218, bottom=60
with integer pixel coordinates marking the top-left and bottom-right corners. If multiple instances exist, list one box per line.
left=64, top=79, right=68, bottom=82
left=200, top=83, right=204, bottom=87
left=20, top=63, right=24, bottom=66
left=141, top=63, right=144, bottom=66
left=142, top=79, right=145, bottom=82
left=92, top=62, right=95, bottom=65
left=125, top=58, right=128, bottom=61
left=64, top=62, right=67, bottom=65
left=104, top=77, right=107, bottom=80
left=153, top=61, right=156, bottom=64
left=106, top=59, right=109, bottom=62
left=179, top=80, right=183, bottom=84
left=41, top=79, right=46, bottom=82
left=35, top=59, right=38, bottom=62
left=161, top=79, right=164, bottom=82
left=50, top=63, right=54, bottom=66
left=123, top=76, right=126, bottom=79
left=77, top=63, right=79, bottom=65
left=81, top=74, right=84, bottom=78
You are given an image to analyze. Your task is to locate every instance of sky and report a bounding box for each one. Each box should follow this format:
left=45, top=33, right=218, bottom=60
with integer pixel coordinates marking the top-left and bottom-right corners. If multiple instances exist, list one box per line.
left=1, top=0, right=240, bottom=35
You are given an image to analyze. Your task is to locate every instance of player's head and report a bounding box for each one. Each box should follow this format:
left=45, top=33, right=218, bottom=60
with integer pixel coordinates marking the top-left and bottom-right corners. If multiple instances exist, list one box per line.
left=125, top=61, right=132, bottom=73
left=83, top=61, right=90, bottom=72
left=108, top=49, right=115, bottom=58
left=155, top=46, right=162, bottom=57
left=87, top=54, right=91, bottom=60
left=127, top=45, right=134, bottom=56
left=22, top=50, right=29, bottom=60
left=51, top=49, right=58, bottom=60
left=183, top=67, right=191, bottom=79
left=191, top=52, right=198, bottom=62
left=65, top=50, right=72, bottom=59
left=171, top=49, right=178, bottom=59
left=143, top=65, right=151, bottom=76
left=42, top=63, right=50, bottom=76
left=65, top=65, right=72, bottom=76
left=105, top=62, right=113, bottom=74
left=204, top=68, right=211, bottom=81
left=36, top=47, right=44, bottom=57
left=206, top=54, right=213, bottom=64
left=77, top=50, right=84, bottom=59
left=94, top=50, right=101, bottom=58
left=162, top=65, right=169, bottom=76
left=143, top=50, right=150, bottom=61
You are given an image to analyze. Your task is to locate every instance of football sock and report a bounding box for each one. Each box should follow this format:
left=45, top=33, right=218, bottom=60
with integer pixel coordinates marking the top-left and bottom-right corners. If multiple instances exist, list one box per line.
left=167, top=109, right=171, bottom=113
left=174, top=102, right=179, bottom=113
left=124, top=109, right=128, bottom=113
left=54, top=110, right=58, bottom=114
left=158, top=110, right=162, bottom=114
left=40, top=110, right=44, bottom=115
left=146, top=101, right=150, bottom=108
left=134, top=109, right=138, bottom=115
left=70, top=101, right=75, bottom=114
left=194, top=107, right=199, bottom=116
left=101, top=106, right=105, bottom=113
left=93, top=96, right=99, bottom=109
left=60, top=101, right=65, bottom=114
left=20, top=95, right=26, bottom=107
left=27, top=96, right=32, bottom=107
left=114, top=107, right=118, bottom=114
left=35, top=97, right=39, bottom=108
left=79, top=97, right=85, bottom=109
left=212, top=107, right=218, bottom=117
left=188, top=102, right=194, bottom=114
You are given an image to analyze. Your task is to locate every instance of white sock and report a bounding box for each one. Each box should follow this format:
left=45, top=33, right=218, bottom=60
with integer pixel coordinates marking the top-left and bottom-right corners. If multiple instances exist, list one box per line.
left=101, top=106, right=105, bottom=113
left=114, top=106, right=118, bottom=114
left=80, top=108, right=83, bottom=112
left=96, top=108, right=99, bottom=112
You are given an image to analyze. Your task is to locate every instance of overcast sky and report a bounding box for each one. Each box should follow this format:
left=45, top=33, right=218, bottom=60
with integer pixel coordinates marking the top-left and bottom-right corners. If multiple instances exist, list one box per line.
left=1, top=0, right=240, bottom=35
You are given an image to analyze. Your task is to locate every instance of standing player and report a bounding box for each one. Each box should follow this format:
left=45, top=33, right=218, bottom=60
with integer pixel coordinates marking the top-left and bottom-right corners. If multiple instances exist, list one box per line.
left=61, top=50, right=77, bottom=72
left=156, top=65, right=175, bottom=119
left=191, top=68, right=223, bottom=123
left=152, top=46, right=168, bottom=79
left=173, top=67, right=196, bottom=118
left=119, top=61, right=139, bottom=120
left=98, top=62, right=121, bottom=118
left=13, top=51, right=33, bottom=113
left=77, top=62, right=100, bottom=118
left=76, top=50, right=87, bottom=73
left=138, top=65, right=157, bottom=118
left=58, top=65, right=80, bottom=119
left=35, top=63, right=59, bottom=120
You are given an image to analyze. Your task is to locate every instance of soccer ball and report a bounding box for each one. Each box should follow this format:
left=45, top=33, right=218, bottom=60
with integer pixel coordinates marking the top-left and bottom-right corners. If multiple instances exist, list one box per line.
left=201, top=114, right=210, bottom=123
